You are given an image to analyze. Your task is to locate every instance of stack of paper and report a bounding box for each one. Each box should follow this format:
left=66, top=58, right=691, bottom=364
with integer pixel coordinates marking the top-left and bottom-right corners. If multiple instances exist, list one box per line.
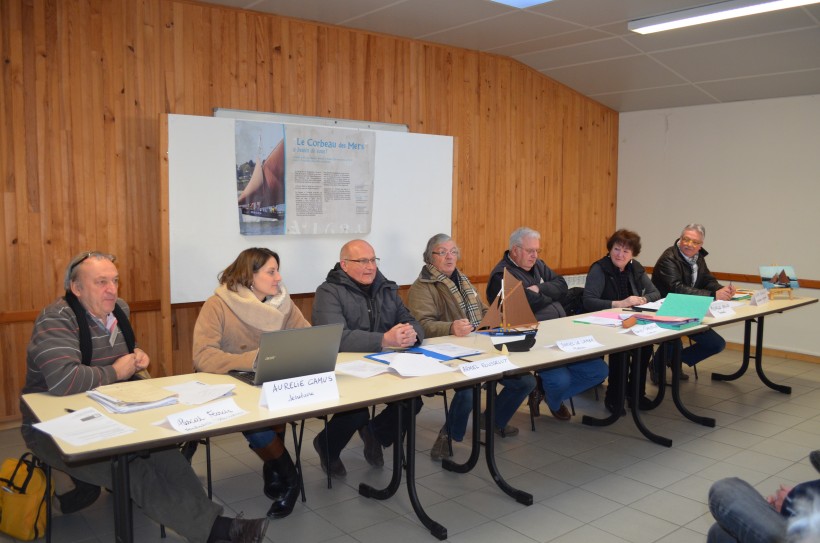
left=636, top=293, right=712, bottom=330
left=574, top=312, right=630, bottom=327
left=87, top=380, right=178, bottom=414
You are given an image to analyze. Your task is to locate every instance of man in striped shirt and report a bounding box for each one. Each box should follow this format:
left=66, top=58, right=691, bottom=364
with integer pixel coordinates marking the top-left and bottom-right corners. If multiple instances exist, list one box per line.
left=20, top=251, right=268, bottom=543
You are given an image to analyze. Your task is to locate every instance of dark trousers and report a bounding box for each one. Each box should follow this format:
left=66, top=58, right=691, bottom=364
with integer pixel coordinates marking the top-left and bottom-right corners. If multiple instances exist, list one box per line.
left=606, top=345, right=652, bottom=403
left=317, top=397, right=423, bottom=461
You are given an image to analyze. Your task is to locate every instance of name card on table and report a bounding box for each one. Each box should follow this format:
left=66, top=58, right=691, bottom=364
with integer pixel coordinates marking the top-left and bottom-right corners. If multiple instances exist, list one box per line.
left=260, top=371, right=339, bottom=411
left=555, top=335, right=603, bottom=353
left=167, top=398, right=247, bottom=434
left=751, top=289, right=770, bottom=306
left=459, top=356, right=519, bottom=379
left=708, top=301, right=736, bottom=318
left=619, top=323, right=663, bottom=337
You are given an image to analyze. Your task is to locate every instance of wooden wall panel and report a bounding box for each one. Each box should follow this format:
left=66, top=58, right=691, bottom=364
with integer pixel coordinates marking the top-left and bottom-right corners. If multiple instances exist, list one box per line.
left=0, top=0, right=619, bottom=420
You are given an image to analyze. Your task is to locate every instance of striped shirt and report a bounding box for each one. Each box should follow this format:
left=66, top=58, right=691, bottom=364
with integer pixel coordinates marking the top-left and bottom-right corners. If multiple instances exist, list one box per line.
left=20, top=297, right=131, bottom=425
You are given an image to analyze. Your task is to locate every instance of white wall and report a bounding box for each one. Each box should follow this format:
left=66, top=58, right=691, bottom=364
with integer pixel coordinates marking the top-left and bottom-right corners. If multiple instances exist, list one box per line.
left=618, top=94, right=820, bottom=356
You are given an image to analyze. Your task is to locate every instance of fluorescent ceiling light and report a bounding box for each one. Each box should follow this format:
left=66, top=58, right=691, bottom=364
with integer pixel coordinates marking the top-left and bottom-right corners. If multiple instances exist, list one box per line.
left=628, top=0, right=820, bottom=34
left=491, top=0, right=554, bottom=8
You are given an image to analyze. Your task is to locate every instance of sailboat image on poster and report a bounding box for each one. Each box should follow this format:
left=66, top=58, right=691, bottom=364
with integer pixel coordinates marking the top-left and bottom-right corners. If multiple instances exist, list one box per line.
left=476, top=268, right=539, bottom=352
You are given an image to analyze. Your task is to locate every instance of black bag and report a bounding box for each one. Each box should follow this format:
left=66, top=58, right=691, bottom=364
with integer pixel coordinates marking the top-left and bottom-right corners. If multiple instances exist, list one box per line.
left=560, top=287, right=585, bottom=316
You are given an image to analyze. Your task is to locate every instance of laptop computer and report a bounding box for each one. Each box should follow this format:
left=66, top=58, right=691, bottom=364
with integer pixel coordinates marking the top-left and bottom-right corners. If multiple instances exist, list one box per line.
left=228, top=323, right=343, bottom=386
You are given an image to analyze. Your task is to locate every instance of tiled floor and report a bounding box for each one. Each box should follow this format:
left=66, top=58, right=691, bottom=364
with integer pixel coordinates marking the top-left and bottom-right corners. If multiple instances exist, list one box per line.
left=3, top=350, right=820, bottom=542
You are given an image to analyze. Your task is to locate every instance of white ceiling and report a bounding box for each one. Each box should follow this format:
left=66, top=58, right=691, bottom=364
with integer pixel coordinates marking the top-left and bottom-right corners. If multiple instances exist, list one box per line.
left=206, top=0, right=820, bottom=112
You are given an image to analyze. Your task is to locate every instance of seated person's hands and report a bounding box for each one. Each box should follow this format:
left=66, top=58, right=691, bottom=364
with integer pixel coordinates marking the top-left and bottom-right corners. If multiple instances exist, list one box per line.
left=113, top=352, right=146, bottom=381
left=715, top=286, right=734, bottom=301
left=450, top=319, right=474, bottom=337
left=382, top=323, right=417, bottom=349
left=134, top=348, right=150, bottom=371
left=614, top=296, right=646, bottom=308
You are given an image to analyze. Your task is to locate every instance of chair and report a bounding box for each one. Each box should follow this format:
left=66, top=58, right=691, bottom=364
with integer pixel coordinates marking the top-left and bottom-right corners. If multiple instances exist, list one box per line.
left=295, top=416, right=332, bottom=491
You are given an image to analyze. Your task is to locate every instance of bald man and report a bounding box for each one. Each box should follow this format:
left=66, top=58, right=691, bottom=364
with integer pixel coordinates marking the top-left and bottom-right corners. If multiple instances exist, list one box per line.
left=311, top=240, right=424, bottom=477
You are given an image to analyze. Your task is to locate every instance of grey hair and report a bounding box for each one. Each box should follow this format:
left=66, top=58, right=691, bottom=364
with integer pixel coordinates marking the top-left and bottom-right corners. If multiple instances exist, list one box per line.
left=423, top=233, right=453, bottom=265
left=509, top=227, right=540, bottom=251
left=64, top=251, right=117, bottom=291
left=681, top=223, right=706, bottom=239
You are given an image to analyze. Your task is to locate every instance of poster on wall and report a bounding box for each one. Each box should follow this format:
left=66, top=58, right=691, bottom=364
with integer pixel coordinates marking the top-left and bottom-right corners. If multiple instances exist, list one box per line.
left=234, top=120, right=376, bottom=235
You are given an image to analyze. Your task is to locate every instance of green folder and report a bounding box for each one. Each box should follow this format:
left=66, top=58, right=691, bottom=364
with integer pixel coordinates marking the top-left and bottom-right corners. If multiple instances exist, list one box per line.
left=653, top=293, right=713, bottom=330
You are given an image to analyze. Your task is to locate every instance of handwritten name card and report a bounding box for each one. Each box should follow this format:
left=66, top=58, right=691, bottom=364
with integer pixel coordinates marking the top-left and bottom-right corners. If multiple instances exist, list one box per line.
left=459, top=356, right=519, bottom=379
left=261, top=371, right=339, bottom=411
left=751, top=289, right=770, bottom=306
left=708, top=301, right=736, bottom=318
left=555, top=335, right=603, bottom=352
left=167, top=398, right=247, bottom=434
left=619, top=323, right=663, bottom=337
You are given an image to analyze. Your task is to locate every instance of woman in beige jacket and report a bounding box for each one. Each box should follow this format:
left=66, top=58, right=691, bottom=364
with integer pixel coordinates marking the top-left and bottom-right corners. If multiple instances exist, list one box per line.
left=193, top=247, right=309, bottom=519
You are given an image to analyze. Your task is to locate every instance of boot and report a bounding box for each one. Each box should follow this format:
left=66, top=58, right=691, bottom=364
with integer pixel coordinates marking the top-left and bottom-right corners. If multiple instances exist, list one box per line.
left=267, top=450, right=300, bottom=519
left=57, top=476, right=101, bottom=514
left=251, top=443, right=283, bottom=500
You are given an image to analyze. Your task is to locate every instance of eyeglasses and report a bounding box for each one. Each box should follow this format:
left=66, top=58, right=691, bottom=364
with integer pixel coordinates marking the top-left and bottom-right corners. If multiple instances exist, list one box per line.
left=431, top=249, right=460, bottom=258
left=69, top=252, right=116, bottom=274
left=344, top=257, right=380, bottom=266
left=516, top=246, right=542, bottom=255
left=680, top=237, right=703, bottom=247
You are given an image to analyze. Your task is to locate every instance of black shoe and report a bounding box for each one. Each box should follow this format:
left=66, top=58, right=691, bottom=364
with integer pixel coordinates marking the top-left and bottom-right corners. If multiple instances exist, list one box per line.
left=312, top=434, right=346, bottom=477
left=266, top=451, right=300, bottom=519
left=228, top=513, right=269, bottom=543
left=57, top=477, right=101, bottom=515
left=179, top=440, right=199, bottom=463
left=359, top=423, right=384, bottom=467
left=810, top=450, right=820, bottom=473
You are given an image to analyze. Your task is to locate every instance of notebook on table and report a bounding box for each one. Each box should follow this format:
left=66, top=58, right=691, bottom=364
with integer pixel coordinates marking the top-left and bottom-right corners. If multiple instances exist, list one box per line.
left=228, top=323, right=343, bottom=386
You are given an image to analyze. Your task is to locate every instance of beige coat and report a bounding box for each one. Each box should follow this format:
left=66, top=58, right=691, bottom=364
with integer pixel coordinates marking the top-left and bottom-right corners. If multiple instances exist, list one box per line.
left=407, top=266, right=487, bottom=339
left=192, top=284, right=309, bottom=374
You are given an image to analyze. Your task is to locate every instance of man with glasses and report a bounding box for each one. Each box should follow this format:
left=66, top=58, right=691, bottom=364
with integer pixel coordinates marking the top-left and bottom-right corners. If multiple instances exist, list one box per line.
left=408, top=233, right=535, bottom=459
left=312, top=239, right=424, bottom=476
left=488, top=228, right=608, bottom=421
left=652, top=224, right=734, bottom=377
left=20, top=251, right=269, bottom=542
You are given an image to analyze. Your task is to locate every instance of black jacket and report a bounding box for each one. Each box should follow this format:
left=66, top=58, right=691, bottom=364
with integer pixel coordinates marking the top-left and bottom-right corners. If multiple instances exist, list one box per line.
left=651, top=241, right=722, bottom=298
left=312, top=264, right=423, bottom=352
left=487, top=251, right=567, bottom=321
left=582, top=256, right=660, bottom=312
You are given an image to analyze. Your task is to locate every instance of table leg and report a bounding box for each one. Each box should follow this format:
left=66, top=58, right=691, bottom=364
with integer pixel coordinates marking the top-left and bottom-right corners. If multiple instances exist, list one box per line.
left=751, top=317, right=791, bottom=394
left=404, top=400, right=447, bottom=540
left=442, top=383, right=481, bottom=473
left=670, top=340, right=716, bottom=428
left=111, top=454, right=133, bottom=543
left=582, top=352, right=627, bottom=427
left=358, top=403, right=404, bottom=500
left=646, top=345, right=666, bottom=409
left=710, top=317, right=791, bottom=394
left=711, top=319, right=752, bottom=382
left=483, top=381, right=533, bottom=505
left=628, top=348, right=673, bottom=447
